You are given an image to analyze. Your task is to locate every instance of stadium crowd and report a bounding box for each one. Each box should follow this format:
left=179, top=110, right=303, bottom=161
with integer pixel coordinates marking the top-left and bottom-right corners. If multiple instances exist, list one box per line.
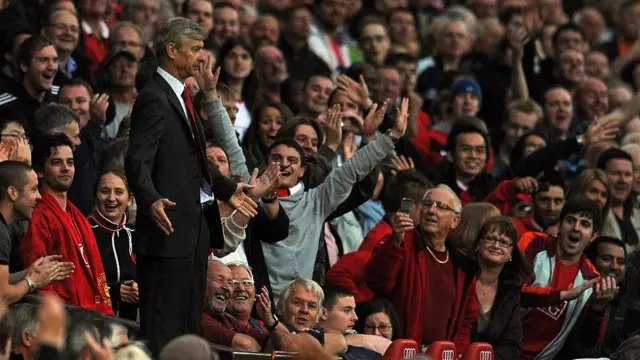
left=0, top=0, right=640, bottom=359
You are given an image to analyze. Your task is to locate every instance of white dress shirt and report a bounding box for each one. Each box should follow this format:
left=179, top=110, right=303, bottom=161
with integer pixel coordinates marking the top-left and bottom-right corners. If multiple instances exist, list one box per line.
left=156, top=67, right=215, bottom=204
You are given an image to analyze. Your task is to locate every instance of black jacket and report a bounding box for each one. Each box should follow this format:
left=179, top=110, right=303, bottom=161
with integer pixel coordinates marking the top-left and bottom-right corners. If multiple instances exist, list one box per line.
left=125, top=72, right=238, bottom=258
left=426, top=160, right=497, bottom=202
left=472, top=274, right=523, bottom=360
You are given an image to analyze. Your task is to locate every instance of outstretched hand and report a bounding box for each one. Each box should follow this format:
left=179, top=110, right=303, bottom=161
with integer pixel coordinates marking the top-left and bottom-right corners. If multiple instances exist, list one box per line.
left=248, top=163, right=281, bottom=201
left=362, top=102, right=387, bottom=138
left=228, top=183, right=259, bottom=218
left=584, top=117, right=619, bottom=145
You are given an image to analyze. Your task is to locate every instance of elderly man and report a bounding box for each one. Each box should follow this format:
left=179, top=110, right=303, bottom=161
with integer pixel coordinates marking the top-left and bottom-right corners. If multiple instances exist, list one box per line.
left=227, top=262, right=267, bottom=332
left=254, top=45, right=288, bottom=104
left=365, top=184, right=478, bottom=353
left=200, top=260, right=269, bottom=352
left=275, top=278, right=390, bottom=357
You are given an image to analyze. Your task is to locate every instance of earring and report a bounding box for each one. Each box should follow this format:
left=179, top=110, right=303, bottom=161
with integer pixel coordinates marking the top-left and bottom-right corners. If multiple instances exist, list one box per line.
left=508, top=258, right=512, bottom=262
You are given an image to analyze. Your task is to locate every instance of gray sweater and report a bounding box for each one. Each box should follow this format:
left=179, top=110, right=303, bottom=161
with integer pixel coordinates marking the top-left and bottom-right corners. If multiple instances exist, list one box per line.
left=205, top=99, right=394, bottom=301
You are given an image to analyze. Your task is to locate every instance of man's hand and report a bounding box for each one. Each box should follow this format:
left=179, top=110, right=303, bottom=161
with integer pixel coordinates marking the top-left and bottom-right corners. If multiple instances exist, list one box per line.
left=120, top=280, right=139, bottom=304
left=336, top=74, right=373, bottom=110
left=342, top=133, right=357, bottom=161
left=560, top=277, right=598, bottom=301
left=391, top=212, right=414, bottom=245
left=247, top=164, right=281, bottom=201
left=507, top=25, right=529, bottom=61
left=390, top=155, right=414, bottom=175
left=151, top=198, right=176, bottom=235
left=583, top=117, right=619, bottom=145
left=323, top=104, right=343, bottom=151
left=390, top=97, right=410, bottom=138
left=228, top=183, right=258, bottom=218
left=10, top=138, right=31, bottom=165
left=90, top=94, right=110, bottom=126
left=28, top=255, right=75, bottom=288
left=256, top=286, right=275, bottom=327
left=591, top=276, right=618, bottom=311
left=195, top=53, right=220, bottom=101
left=0, top=139, right=16, bottom=163
left=515, top=177, right=538, bottom=194
left=362, top=102, right=387, bottom=139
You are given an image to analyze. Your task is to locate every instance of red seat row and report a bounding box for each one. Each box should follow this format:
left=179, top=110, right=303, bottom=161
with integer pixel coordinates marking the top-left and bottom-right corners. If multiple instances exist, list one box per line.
left=384, top=340, right=494, bottom=360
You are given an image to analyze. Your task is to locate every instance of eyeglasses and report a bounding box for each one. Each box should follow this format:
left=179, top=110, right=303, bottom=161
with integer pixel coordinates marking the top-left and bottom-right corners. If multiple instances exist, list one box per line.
left=231, top=279, right=255, bottom=288
left=365, top=324, right=392, bottom=332
left=483, top=236, right=513, bottom=248
left=421, top=199, right=458, bottom=214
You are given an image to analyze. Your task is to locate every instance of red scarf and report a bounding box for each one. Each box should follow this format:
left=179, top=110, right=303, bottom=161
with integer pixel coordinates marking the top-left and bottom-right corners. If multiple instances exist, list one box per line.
left=30, top=191, right=113, bottom=315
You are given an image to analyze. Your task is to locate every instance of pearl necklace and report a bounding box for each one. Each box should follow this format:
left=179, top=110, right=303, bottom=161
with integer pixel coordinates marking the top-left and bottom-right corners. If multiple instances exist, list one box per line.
left=426, top=246, right=449, bottom=264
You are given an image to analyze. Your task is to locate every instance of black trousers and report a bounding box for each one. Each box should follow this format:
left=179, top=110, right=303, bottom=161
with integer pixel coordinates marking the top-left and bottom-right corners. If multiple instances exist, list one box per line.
left=137, top=212, right=209, bottom=356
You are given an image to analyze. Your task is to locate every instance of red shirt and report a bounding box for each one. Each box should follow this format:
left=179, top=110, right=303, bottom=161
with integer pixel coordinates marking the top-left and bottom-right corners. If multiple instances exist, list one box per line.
left=422, top=247, right=456, bottom=345
left=520, top=261, right=581, bottom=359
left=201, top=313, right=270, bottom=348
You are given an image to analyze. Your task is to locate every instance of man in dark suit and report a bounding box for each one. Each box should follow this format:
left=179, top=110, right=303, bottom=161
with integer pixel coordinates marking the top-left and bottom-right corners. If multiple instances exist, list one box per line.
left=125, top=17, right=258, bottom=355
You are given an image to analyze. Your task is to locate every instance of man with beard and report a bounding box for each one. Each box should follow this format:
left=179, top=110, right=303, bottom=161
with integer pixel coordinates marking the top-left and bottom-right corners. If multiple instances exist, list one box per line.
left=298, top=74, right=333, bottom=119
left=518, top=197, right=616, bottom=360
left=0, top=161, right=73, bottom=305
left=597, top=148, right=640, bottom=253
left=253, top=46, right=288, bottom=105
left=20, top=135, right=113, bottom=315
left=200, top=260, right=269, bottom=351
left=0, top=36, right=59, bottom=125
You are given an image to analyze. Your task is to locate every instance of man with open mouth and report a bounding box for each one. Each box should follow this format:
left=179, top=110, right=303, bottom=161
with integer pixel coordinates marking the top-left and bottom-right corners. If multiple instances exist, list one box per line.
left=0, top=35, right=60, bottom=126
left=518, top=196, right=617, bottom=360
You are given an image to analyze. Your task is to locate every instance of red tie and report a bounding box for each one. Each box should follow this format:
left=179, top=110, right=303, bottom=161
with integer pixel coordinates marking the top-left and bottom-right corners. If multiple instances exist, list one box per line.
left=181, top=88, right=213, bottom=187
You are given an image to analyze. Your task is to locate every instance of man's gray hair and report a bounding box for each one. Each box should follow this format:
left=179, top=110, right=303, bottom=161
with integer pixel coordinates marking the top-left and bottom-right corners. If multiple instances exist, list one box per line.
left=47, top=8, right=77, bottom=24
left=33, top=103, right=79, bottom=138
left=10, top=303, right=39, bottom=347
left=622, top=143, right=640, bottom=156
left=277, top=278, right=324, bottom=320
left=227, top=262, right=254, bottom=280
left=110, top=21, right=142, bottom=43
left=422, top=184, right=462, bottom=214
left=154, top=17, right=205, bottom=63
left=622, top=132, right=640, bottom=147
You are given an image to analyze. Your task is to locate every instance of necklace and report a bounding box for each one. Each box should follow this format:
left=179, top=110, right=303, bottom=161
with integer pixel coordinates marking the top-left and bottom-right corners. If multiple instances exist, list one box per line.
left=426, top=246, right=449, bottom=264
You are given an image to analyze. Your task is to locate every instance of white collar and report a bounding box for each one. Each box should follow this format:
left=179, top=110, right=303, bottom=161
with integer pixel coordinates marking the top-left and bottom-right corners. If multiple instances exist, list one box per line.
left=289, top=182, right=303, bottom=196
left=81, top=20, right=109, bottom=39
left=156, top=67, right=185, bottom=98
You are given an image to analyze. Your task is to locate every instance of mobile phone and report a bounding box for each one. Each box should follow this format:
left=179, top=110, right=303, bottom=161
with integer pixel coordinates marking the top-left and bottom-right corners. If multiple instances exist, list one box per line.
left=400, top=198, right=412, bottom=214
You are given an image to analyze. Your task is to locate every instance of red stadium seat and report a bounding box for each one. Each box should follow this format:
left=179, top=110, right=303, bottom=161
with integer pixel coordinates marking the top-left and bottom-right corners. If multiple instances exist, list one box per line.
left=383, top=339, right=420, bottom=359
left=462, top=342, right=494, bottom=360
left=425, top=341, right=457, bottom=360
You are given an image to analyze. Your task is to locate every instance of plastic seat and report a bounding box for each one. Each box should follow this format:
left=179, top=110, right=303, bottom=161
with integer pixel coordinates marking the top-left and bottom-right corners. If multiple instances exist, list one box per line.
left=383, top=339, right=420, bottom=359
left=462, top=342, right=494, bottom=360
left=425, top=341, right=457, bottom=360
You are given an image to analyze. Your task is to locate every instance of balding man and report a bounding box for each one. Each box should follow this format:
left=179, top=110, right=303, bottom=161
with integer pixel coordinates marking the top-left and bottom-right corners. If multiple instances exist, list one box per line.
left=365, top=184, right=478, bottom=353
left=254, top=46, right=288, bottom=104
left=250, top=15, right=280, bottom=49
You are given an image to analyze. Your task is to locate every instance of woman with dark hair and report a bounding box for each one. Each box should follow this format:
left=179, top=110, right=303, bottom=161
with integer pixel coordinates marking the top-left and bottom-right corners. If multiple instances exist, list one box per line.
left=470, top=215, right=533, bottom=360
left=355, top=298, right=403, bottom=341
left=217, top=37, right=255, bottom=140
left=242, top=102, right=293, bottom=170
left=88, top=169, right=137, bottom=320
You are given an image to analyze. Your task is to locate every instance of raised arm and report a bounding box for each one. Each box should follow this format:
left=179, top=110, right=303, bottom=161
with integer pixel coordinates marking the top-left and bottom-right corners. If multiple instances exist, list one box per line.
left=315, top=100, right=407, bottom=218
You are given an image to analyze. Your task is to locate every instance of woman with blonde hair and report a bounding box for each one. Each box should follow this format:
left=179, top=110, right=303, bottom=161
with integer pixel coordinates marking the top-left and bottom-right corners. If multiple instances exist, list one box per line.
left=450, top=202, right=501, bottom=250
left=567, top=168, right=612, bottom=222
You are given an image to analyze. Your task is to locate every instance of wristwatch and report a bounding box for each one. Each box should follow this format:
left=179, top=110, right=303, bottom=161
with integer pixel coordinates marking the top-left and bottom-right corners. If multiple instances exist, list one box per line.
left=267, top=314, right=280, bottom=331
left=385, top=129, right=401, bottom=143
left=24, top=276, right=35, bottom=293
left=262, top=192, right=277, bottom=203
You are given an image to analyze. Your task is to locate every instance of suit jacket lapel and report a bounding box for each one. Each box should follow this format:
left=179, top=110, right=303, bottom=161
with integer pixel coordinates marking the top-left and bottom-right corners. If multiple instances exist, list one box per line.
left=154, top=73, right=192, bottom=131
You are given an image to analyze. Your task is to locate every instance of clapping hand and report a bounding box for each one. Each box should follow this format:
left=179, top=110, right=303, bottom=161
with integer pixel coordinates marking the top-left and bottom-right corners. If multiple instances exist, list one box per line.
left=362, top=102, right=387, bottom=140
left=256, top=286, right=275, bottom=328
left=90, top=94, right=110, bottom=126
left=120, top=280, right=139, bottom=304
left=29, top=255, right=75, bottom=289
left=323, top=104, right=343, bottom=151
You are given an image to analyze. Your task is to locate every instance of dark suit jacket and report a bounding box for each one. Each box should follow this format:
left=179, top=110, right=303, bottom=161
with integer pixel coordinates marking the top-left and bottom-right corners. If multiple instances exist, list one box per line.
left=125, top=72, right=237, bottom=258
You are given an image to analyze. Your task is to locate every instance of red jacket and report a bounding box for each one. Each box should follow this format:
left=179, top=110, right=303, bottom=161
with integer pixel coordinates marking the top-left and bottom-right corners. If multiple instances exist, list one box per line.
left=365, top=231, right=478, bottom=353
left=511, top=214, right=542, bottom=241
left=325, top=251, right=375, bottom=304
left=483, top=179, right=532, bottom=215
left=358, top=218, right=392, bottom=252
